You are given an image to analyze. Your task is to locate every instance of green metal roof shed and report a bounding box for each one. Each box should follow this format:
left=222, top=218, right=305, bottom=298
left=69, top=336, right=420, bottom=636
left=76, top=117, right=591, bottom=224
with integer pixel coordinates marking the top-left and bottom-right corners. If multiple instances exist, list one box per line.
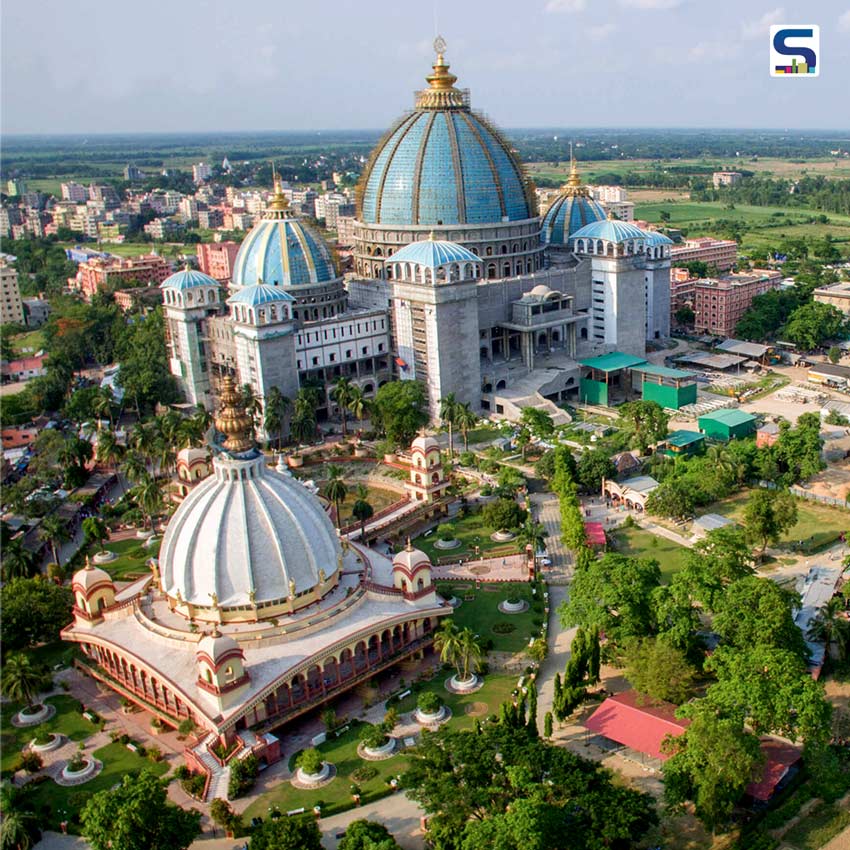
left=697, top=409, right=757, bottom=441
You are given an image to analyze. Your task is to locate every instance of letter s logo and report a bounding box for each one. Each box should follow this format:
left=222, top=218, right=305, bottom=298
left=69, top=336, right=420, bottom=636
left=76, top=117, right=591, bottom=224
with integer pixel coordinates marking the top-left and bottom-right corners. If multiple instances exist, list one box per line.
left=773, top=28, right=816, bottom=68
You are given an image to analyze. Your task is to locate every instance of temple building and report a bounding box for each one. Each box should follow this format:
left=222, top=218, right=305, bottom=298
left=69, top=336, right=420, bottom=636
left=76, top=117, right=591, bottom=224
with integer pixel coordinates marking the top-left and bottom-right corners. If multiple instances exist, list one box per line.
left=62, top=380, right=447, bottom=793
left=165, top=38, right=671, bottom=427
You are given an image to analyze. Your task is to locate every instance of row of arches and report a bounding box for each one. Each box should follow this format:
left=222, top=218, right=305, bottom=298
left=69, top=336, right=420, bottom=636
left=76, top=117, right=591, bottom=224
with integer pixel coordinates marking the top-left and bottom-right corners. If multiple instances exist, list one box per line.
left=386, top=262, right=480, bottom=284
left=230, top=303, right=293, bottom=326
left=164, top=287, right=218, bottom=307
left=571, top=238, right=645, bottom=257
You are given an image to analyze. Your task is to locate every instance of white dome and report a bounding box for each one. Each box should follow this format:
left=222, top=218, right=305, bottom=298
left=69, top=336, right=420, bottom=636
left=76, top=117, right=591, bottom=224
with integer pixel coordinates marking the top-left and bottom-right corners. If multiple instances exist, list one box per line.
left=160, top=453, right=340, bottom=610
left=197, top=630, right=240, bottom=662
left=393, top=543, right=431, bottom=573
left=73, top=562, right=113, bottom=592
left=411, top=435, right=440, bottom=454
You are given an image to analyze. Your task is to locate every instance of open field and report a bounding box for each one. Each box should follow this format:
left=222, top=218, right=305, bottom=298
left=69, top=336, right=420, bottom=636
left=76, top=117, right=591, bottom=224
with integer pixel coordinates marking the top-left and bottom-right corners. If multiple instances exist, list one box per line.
left=435, top=580, right=542, bottom=653
left=701, top=490, right=848, bottom=552
left=608, top=526, right=689, bottom=584
left=9, top=328, right=46, bottom=357
left=56, top=240, right=188, bottom=260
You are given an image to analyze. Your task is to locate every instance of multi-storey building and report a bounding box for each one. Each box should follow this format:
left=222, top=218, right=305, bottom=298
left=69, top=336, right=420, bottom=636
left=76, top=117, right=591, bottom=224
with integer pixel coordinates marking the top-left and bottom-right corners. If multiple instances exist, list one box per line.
left=670, top=236, right=737, bottom=272
left=693, top=270, right=782, bottom=337
left=71, top=253, right=172, bottom=299
left=179, top=197, right=199, bottom=224
left=670, top=267, right=697, bottom=323
left=198, top=209, right=223, bottom=229
left=713, top=171, right=742, bottom=188
left=0, top=262, right=24, bottom=325
left=61, top=182, right=88, bottom=202
left=196, top=242, right=240, bottom=282
left=192, top=162, right=212, bottom=183
left=814, top=281, right=850, bottom=317
left=144, top=218, right=180, bottom=240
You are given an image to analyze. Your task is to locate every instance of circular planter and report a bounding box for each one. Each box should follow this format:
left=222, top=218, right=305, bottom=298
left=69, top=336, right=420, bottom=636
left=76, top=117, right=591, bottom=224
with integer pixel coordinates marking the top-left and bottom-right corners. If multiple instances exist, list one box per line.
left=498, top=599, right=529, bottom=614
left=12, top=704, right=54, bottom=727
left=292, top=762, right=336, bottom=790
left=93, top=549, right=118, bottom=564
left=414, top=705, right=451, bottom=726
left=59, top=757, right=102, bottom=784
left=358, top=737, right=396, bottom=760
left=434, top=538, right=460, bottom=550
left=30, top=733, right=64, bottom=753
left=491, top=531, right=515, bottom=542
left=136, top=529, right=155, bottom=541
left=447, top=673, right=483, bottom=694
left=288, top=456, right=304, bottom=469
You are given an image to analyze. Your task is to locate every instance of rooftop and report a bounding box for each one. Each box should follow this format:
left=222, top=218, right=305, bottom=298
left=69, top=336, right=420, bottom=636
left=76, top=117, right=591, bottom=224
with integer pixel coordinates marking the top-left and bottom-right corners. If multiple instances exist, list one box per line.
left=716, top=339, right=771, bottom=359
left=697, top=408, right=757, bottom=427
left=664, top=430, right=705, bottom=448
left=632, top=363, right=694, bottom=380
left=579, top=352, right=647, bottom=373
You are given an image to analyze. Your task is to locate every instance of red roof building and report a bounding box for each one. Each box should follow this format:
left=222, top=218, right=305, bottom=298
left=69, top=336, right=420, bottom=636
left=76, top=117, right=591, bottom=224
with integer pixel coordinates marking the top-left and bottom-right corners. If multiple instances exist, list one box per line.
left=584, top=521, right=606, bottom=549
left=746, top=738, right=802, bottom=802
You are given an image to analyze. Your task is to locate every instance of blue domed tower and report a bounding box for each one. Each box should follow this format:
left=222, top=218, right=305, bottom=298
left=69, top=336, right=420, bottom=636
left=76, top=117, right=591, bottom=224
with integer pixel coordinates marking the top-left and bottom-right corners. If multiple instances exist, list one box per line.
left=232, top=176, right=346, bottom=322
left=541, top=155, right=606, bottom=247
left=354, top=38, right=542, bottom=280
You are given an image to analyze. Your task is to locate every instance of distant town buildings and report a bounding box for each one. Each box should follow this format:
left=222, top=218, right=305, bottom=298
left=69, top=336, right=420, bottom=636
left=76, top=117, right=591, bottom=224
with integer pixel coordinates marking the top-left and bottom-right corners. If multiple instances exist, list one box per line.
left=21, top=296, right=50, bottom=327
left=693, top=270, right=782, bottom=336
left=192, top=162, right=212, bottom=183
left=0, top=261, right=24, bottom=325
left=61, top=182, right=88, bottom=202
left=71, top=253, right=172, bottom=300
left=196, top=242, right=240, bottom=282
left=813, top=281, right=850, bottom=317
left=670, top=236, right=738, bottom=272
left=713, top=171, right=743, bottom=189
left=124, top=164, right=145, bottom=181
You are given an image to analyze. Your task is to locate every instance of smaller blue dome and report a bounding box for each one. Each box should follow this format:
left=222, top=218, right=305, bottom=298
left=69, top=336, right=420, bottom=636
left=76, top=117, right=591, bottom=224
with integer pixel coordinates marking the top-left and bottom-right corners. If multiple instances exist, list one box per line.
left=570, top=219, right=648, bottom=244
left=161, top=268, right=218, bottom=290
left=387, top=239, right=480, bottom=268
left=642, top=230, right=674, bottom=246
left=542, top=194, right=606, bottom=245
left=227, top=283, right=295, bottom=307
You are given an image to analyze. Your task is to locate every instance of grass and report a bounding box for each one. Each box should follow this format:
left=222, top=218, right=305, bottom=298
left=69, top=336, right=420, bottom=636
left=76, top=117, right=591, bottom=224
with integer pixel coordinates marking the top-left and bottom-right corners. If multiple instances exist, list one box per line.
left=95, top=536, right=160, bottom=580
left=242, top=721, right=410, bottom=821
left=703, top=491, right=848, bottom=552
left=8, top=329, right=46, bottom=357
left=27, top=640, right=81, bottom=672
left=412, top=510, right=520, bottom=562
left=783, top=801, right=850, bottom=850
left=608, top=526, right=689, bottom=584
left=335, top=485, right=401, bottom=525
left=435, top=581, right=544, bottom=653
left=22, top=742, right=169, bottom=832
left=0, top=695, right=99, bottom=773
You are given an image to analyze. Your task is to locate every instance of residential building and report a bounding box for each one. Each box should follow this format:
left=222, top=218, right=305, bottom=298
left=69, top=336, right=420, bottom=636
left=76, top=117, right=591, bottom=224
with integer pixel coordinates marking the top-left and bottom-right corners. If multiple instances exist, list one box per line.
left=0, top=262, right=24, bottom=325
left=670, top=236, right=738, bottom=272
left=198, top=209, right=223, bottom=229
left=192, top=162, right=212, bottom=183
left=124, top=164, right=145, bottom=181
left=144, top=218, right=180, bottom=240
left=71, top=254, right=172, bottom=299
left=113, top=286, right=164, bottom=313
left=21, top=297, right=50, bottom=327
left=1, top=354, right=47, bottom=382
left=179, top=197, right=199, bottom=224
left=670, top=267, right=696, bottom=323
left=813, top=281, right=850, bottom=317
left=336, top=215, right=357, bottom=246
left=61, top=182, right=88, bottom=202
left=196, top=242, right=240, bottom=282
left=713, top=171, right=743, bottom=188
left=693, top=270, right=782, bottom=336
left=601, top=200, right=634, bottom=221
left=590, top=185, right=629, bottom=204
left=88, top=184, right=121, bottom=208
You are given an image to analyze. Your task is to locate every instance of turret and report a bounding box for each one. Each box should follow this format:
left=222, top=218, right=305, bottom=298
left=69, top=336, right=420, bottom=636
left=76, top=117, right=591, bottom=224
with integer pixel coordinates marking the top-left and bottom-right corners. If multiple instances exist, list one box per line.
left=195, top=628, right=249, bottom=711
left=71, top=558, right=116, bottom=622
left=392, top=539, right=433, bottom=596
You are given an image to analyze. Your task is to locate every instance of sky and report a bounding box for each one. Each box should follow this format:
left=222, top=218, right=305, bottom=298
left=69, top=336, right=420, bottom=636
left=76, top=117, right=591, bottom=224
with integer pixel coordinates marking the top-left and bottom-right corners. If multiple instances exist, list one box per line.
left=2, top=0, right=849, bottom=135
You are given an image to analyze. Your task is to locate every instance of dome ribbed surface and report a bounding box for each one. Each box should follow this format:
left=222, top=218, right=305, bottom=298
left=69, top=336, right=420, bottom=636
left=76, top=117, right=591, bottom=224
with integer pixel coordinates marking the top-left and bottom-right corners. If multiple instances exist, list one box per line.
left=161, top=269, right=218, bottom=290
left=160, top=457, right=340, bottom=609
left=358, top=110, right=534, bottom=226
left=541, top=195, right=606, bottom=245
left=227, top=283, right=295, bottom=307
left=570, top=219, right=648, bottom=244
left=388, top=239, right=480, bottom=268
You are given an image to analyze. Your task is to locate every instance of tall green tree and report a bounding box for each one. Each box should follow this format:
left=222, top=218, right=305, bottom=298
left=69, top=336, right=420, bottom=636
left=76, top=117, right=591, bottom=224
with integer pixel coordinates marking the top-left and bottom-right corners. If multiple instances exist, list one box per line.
left=576, top=449, right=616, bottom=493
left=519, top=407, right=554, bottom=440
left=782, top=301, right=845, bottom=350
left=1, top=654, right=48, bottom=710
left=351, top=484, right=374, bottom=537
left=248, top=815, right=323, bottom=850
left=82, top=516, right=109, bottom=554
left=38, top=513, right=70, bottom=566
left=263, top=386, right=290, bottom=450
left=323, top=464, right=348, bottom=529
left=290, top=388, right=318, bottom=445
left=618, top=400, right=669, bottom=454
left=455, top=403, right=478, bottom=452
left=808, top=596, right=850, bottom=663
left=338, top=819, right=402, bottom=850
left=371, top=381, right=428, bottom=448
left=742, top=488, right=798, bottom=558
left=81, top=770, right=201, bottom=850
left=440, top=393, right=460, bottom=457
left=623, top=637, right=696, bottom=704
left=0, top=577, right=74, bottom=652
left=331, top=376, right=355, bottom=437
left=346, top=385, right=369, bottom=428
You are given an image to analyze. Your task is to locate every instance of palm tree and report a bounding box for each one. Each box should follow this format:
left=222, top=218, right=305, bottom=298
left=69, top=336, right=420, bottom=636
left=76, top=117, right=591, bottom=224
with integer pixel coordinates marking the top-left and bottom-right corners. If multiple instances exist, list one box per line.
left=132, top=474, right=164, bottom=531
left=1, top=538, right=38, bottom=581
left=517, top=518, right=547, bottom=558
left=455, top=403, right=478, bottom=452
left=38, top=514, right=70, bottom=566
left=439, top=393, right=460, bottom=457
left=2, top=654, right=46, bottom=710
left=96, top=428, right=124, bottom=469
left=331, top=377, right=355, bottom=437
left=324, top=464, right=348, bottom=529
left=241, top=384, right=262, bottom=432
left=0, top=804, right=40, bottom=850
left=121, top=450, right=148, bottom=485
left=263, top=387, right=291, bottom=450
left=351, top=484, right=374, bottom=537
left=92, top=386, right=115, bottom=430
left=130, top=422, right=155, bottom=473
left=82, top=516, right=109, bottom=554
left=809, top=596, right=850, bottom=663
left=434, top=621, right=484, bottom=684
left=291, top=389, right=318, bottom=445
left=347, top=386, right=369, bottom=430
left=152, top=435, right=176, bottom=478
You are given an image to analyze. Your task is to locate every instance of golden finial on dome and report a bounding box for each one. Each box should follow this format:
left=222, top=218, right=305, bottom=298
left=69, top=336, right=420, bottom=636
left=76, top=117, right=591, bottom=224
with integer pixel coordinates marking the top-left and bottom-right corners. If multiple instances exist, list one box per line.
left=406, top=536, right=413, bottom=552
left=607, top=209, right=616, bottom=220
left=214, top=375, right=255, bottom=454
left=416, top=35, right=466, bottom=109
left=267, top=162, right=290, bottom=214
left=562, top=142, right=589, bottom=197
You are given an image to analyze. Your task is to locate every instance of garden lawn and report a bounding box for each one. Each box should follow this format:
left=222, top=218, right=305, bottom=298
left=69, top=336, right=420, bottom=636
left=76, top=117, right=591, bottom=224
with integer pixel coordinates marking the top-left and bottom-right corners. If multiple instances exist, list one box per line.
left=701, top=491, right=848, bottom=552
left=609, top=526, right=688, bottom=584
left=413, top=511, right=520, bottom=562
left=783, top=801, right=850, bottom=850
left=23, top=743, right=169, bottom=832
left=242, top=721, right=411, bottom=821
left=390, top=672, right=520, bottom=731
left=9, top=329, right=46, bottom=357
left=96, top=536, right=160, bottom=580
left=335, top=486, right=401, bottom=525
left=0, top=695, right=99, bottom=773
left=435, top=581, right=544, bottom=653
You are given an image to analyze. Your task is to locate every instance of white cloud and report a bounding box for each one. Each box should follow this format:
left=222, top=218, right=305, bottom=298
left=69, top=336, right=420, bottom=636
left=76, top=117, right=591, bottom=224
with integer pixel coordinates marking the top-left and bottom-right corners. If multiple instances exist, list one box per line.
left=544, top=0, right=586, bottom=13
left=588, top=22, right=616, bottom=40
left=741, top=7, right=785, bottom=40
left=619, top=0, right=681, bottom=9
left=839, top=9, right=850, bottom=31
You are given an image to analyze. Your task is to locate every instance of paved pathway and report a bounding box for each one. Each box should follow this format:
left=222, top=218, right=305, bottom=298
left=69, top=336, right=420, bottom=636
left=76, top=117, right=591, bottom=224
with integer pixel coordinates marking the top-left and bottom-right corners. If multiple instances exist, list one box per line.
left=530, top=492, right=571, bottom=584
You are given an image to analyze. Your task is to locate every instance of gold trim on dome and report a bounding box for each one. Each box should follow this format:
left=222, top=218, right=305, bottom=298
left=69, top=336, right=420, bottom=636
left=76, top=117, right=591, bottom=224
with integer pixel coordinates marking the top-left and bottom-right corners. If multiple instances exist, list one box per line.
left=215, top=375, right=255, bottom=454
left=266, top=163, right=291, bottom=216
left=416, top=36, right=466, bottom=109
left=561, top=143, right=590, bottom=198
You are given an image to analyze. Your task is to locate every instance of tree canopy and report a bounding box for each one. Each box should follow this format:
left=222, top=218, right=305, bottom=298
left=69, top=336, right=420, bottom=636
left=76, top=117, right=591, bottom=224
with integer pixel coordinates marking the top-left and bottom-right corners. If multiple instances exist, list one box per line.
left=0, top=577, right=74, bottom=653
left=781, top=301, right=846, bottom=350
left=618, top=400, right=669, bottom=454
left=338, top=819, right=402, bottom=850
left=371, top=381, right=428, bottom=448
left=742, top=488, right=798, bottom=557
left=249, top=815, right=323, bottom=850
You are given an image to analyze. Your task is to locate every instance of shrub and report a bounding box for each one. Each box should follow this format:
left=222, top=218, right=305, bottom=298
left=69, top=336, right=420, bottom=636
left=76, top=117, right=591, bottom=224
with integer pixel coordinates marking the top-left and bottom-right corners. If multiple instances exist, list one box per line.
left=506, top=595, right=520, bottom=605
left=17, top=750, right=43, bottom=773
left=210, top=797, right=241, bottom=834
left=437, top=524, right=456, bottom=542
left=181, top=771, right=206, bottom=798
left=177, top=717, right=196, bottom=736
left=417, top=691, right=443, bottom=714
left=228, top=753, right=259, bottom=798
left=350, top=765, right=379, bottom=783
left=492, top=622, right=515, bottom=635
left=359, top=723, right=389, bottom=750
left=146, top=745, right=163, bottom=763
left=33, top=727, right=53, bottom=746
left=459, top=451, right=477, bottom=468
left=480, top=484, right=493, bottom=497
left=66, top=752, right=86, bottom=772
left=297, top=748, right=324, bottom=776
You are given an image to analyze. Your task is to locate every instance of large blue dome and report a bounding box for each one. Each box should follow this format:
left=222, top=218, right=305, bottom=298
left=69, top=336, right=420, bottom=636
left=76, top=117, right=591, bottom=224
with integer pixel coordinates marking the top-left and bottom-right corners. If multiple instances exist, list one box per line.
left=542, top=194, right=606, bottom=245
left=231, top=187, right=337, bottom=289
left=356, top=50, right=535, bottom=227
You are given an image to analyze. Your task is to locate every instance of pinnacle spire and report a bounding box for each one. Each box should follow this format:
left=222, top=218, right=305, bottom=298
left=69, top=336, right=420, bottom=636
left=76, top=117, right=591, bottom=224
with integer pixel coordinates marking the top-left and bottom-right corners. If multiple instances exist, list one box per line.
left=214, top=375, right=255, bottom=455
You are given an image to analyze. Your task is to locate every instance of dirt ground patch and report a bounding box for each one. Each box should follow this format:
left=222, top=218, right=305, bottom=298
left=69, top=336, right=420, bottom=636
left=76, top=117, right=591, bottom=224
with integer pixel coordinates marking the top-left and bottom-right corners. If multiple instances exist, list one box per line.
left=464, top=702, right=489, bottom=717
